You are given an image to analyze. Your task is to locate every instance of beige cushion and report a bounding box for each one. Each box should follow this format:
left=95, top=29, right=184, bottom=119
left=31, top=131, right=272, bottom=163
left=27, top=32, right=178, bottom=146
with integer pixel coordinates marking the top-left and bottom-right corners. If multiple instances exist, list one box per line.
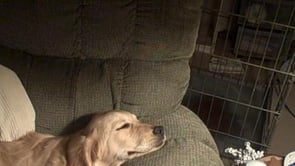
left=0, top=64, right=35, bottom=141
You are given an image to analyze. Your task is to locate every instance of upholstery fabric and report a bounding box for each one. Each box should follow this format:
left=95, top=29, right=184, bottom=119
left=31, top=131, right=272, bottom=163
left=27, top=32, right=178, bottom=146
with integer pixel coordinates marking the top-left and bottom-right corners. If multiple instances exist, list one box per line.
left=0, top=64, right=35, bottom=141
left=0, top=1, right=201, bottom=60
left=0, top=47, right=191, bottom=134
left=125, top=106, right=222, bottom=166
left=0, top=0, right=223, bottom=165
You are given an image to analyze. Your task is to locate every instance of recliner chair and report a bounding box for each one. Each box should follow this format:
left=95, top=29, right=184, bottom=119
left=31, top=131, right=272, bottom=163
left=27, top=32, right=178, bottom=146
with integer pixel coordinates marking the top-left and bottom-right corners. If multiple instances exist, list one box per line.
left=0, top=1, right=223, bottom=165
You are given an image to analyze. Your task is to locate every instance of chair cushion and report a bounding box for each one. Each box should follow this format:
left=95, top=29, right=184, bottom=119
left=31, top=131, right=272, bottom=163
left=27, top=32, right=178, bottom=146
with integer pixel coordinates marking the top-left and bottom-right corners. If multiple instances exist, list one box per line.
left=0, top=46, right=223, bottom=165
left=0, top=46, right=191, bottom=134
left=0, top=1, right=201, bottom=60
left=109, top=59, right=190, bottom=117
left=125, top=106, right=223, bottom=166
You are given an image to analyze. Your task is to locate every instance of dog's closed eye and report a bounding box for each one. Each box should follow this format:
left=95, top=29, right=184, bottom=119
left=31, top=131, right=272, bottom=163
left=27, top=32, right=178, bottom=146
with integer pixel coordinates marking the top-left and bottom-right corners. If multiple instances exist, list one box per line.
left=116, top=123, right=130, bottom=130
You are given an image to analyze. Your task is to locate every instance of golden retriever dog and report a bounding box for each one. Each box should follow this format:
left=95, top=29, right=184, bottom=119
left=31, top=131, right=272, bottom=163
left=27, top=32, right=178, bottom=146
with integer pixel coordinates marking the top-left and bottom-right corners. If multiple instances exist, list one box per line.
left=0, top=110, right=166, bottom=166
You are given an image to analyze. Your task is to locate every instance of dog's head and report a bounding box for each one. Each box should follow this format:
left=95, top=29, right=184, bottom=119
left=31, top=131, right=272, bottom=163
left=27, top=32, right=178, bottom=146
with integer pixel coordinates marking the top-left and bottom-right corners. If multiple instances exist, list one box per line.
left=83, top=110, right=166, bottom=164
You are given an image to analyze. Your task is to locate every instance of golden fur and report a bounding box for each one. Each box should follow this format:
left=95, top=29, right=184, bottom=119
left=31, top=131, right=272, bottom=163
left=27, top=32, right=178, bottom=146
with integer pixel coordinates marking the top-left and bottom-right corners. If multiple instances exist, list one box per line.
left=0, top=110, right=166, bottom=166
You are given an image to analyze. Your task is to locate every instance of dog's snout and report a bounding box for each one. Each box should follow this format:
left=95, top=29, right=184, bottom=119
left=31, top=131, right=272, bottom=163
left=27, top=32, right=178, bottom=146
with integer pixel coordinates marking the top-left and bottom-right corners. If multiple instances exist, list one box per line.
left=153, top=126, right=164, bottom=136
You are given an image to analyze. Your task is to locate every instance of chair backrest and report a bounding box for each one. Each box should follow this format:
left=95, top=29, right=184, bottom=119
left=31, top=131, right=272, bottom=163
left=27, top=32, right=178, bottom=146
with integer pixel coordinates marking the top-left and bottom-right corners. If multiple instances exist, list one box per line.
left=0, top=1, right=202, bottom=135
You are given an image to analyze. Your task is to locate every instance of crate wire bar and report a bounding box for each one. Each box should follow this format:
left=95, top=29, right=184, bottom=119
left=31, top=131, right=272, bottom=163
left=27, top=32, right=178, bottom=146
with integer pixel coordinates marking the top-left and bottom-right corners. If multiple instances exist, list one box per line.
left=183, top=0, right=295, bottom=157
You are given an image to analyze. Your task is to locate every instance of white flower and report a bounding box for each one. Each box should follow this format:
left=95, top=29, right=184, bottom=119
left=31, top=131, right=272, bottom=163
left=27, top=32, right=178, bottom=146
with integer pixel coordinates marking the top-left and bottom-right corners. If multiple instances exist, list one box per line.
left=225, top=142, right=264, bottom=165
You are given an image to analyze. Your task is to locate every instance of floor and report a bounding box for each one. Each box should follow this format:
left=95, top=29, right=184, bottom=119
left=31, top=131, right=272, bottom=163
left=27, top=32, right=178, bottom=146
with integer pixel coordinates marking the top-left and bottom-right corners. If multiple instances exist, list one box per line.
left=221, top=85, right=295, bottom=165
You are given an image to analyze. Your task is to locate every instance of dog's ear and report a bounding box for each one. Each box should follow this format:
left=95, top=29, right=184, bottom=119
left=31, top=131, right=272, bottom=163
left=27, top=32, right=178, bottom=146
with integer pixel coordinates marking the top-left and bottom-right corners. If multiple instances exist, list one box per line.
left=67, top=134, right=93, bottom=166
left=83, top=118, right=111, bottom=162
left=67, top=129, right=106, bottom=165
left=67, top=112, right=114, bottom=165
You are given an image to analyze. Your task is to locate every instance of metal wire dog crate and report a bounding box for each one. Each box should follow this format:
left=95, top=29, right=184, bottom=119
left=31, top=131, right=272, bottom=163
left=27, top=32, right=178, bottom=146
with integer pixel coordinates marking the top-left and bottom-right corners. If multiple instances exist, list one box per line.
left=182, top=0, right=295, bottom=157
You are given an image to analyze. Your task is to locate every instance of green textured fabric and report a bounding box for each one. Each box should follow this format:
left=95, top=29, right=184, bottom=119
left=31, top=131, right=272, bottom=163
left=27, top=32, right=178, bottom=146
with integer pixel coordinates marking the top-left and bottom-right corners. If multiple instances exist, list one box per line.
left=109, top=59, right=190, bottom=116
left=0, top=46, right=223, bottom=165
left=0, top=0, right=223, bottom=165
left=0, top=1, right=201, bottom=60
left=125, top=106, right=223, bottom=166
left=0, top=49, right=190, bottom=134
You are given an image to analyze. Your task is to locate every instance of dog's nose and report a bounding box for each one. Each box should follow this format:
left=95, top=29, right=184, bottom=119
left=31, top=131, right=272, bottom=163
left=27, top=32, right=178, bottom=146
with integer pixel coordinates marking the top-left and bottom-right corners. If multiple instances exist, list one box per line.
left=153, top=126, right=164, bottom=136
